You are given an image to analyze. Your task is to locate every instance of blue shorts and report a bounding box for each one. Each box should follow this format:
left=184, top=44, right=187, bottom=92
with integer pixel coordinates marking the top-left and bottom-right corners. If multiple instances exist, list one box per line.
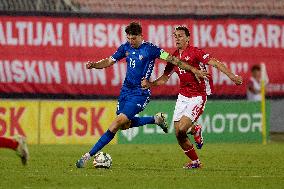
left=116, top=87, right=150, bottom=120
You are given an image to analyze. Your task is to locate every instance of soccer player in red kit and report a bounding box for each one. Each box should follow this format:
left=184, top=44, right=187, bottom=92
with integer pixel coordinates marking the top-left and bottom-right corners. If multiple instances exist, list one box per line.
left=0, top=136, right=29, bottom=165
left=141, top=26, right=243, bottom=169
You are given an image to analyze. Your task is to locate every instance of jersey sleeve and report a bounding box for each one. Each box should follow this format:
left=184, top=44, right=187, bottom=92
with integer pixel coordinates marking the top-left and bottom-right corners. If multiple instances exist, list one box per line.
left=110, top=44, right=126, bottom=62
left=195, top=48, right=211, bottom=64
left=163, top=62, right=175, bottom=76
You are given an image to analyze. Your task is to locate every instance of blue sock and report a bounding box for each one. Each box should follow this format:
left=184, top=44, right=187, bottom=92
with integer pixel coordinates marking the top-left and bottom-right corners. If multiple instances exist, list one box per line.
left=89, top=129, right=115, bottom=156
left=130, top=116, right=155, bottom=128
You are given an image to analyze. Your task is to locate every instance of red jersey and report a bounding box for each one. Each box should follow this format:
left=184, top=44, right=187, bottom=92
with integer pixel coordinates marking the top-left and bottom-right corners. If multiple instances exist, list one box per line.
left=164, top=45, right=213, bottom=98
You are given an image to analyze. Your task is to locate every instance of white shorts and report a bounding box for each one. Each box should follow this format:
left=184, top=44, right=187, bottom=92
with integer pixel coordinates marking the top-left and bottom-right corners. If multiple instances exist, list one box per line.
left=173, top=94, right=207, bottom=122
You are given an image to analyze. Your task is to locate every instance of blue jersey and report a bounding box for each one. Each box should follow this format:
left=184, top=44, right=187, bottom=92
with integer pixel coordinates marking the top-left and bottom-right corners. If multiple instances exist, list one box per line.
left=111, top=41, right=163, bottom=89
left=111, top=41, right=168, bottom=119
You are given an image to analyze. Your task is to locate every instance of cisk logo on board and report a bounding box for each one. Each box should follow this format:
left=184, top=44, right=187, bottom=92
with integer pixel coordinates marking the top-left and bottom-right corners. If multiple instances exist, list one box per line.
left=40, top=100, right=117, bottom=144
left=0, top=100, right=39, bottom=144
left=0, top=100, right=118, bottom=144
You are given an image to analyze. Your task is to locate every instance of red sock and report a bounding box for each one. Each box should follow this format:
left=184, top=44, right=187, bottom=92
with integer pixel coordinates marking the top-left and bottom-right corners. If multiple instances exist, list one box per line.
left=0, top=137, right=18, bottom=150
left=184, top=146, right=199, bottom=161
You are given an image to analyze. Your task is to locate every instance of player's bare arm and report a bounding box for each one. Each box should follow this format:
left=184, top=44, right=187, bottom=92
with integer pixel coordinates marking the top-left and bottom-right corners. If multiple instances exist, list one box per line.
left=86, top=57, right=115, bottom=69
left=208, top=58, right=243, bottom=85
left=141, top=74, right=169, bottom=90
left=160, top=53, right=208, bottom=83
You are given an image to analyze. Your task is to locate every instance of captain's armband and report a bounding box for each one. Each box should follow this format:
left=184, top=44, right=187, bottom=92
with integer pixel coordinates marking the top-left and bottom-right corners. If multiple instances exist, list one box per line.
left=159, top=51, right=170, bottom=60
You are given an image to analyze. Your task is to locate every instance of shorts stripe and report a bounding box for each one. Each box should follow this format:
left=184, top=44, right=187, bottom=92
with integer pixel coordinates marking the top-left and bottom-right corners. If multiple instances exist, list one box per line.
left=193, top=95, right=207, bottom=122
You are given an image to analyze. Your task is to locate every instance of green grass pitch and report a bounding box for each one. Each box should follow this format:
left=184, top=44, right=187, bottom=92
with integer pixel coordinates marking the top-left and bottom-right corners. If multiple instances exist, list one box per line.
left=0, top=143, right=284, bottom=189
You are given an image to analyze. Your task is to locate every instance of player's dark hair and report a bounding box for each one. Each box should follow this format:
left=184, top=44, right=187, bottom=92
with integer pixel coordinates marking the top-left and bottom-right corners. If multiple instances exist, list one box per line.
left=175, top=26, right=190, bottom=37
left=125, top=22, right=142, bottom=35
left=251, top=65, right=261, bottom=72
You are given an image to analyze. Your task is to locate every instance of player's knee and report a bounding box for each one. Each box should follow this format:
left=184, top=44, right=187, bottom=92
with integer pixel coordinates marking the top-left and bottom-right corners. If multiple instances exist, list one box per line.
left=110, top=115, right=129, bottom=131
left=175, top=127, right=187, bottom=140
left=115, top=118, right=128, bottom=127
left=178, top=124, right=188, bottom=134
left=120, top=122, right=131, bottom=130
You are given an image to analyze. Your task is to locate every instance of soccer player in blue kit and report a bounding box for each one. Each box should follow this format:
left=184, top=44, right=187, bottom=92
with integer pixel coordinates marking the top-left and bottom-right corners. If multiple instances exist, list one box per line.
left=76, top=22, right=208, bottom=168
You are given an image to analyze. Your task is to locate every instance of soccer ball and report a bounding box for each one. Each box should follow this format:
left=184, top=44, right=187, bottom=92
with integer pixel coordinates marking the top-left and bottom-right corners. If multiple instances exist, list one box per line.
left=93, top=152, right=112, bottom=169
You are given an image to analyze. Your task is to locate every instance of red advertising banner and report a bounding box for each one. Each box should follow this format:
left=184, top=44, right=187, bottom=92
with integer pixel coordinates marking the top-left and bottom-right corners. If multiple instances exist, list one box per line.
left=0, top=16, right=284, bottom=97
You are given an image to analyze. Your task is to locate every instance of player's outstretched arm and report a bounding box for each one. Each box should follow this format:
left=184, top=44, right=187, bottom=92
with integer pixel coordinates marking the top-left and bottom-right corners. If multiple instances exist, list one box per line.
left=86, top=57, right=115, bottom=69
left=164, top=54, right=208, bottom=83
left=208, top=58, right=243, bottom=85
left=141, top=74, right=169, bottom=90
